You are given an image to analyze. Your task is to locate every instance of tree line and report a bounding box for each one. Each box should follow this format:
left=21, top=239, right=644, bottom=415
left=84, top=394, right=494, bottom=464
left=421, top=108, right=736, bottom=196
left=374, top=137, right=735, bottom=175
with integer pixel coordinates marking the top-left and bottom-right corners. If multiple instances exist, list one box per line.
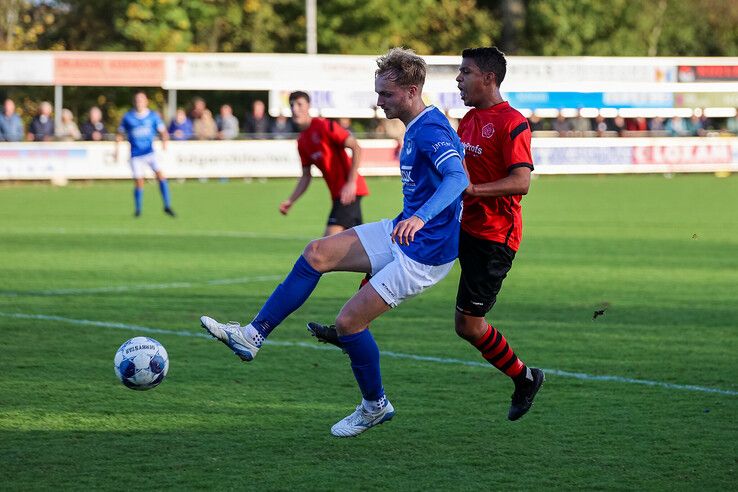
left=1, top=0, right=736, bottom=56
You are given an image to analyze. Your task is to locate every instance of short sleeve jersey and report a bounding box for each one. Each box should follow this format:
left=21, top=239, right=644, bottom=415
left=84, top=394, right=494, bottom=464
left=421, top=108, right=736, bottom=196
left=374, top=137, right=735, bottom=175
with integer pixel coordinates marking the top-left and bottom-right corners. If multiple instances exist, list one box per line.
left=393, top=106, right=465, bottom=266
left=457, top=102, right=533, bottom=251
left=118, top=110, right=166, bottom=157
left=297, top=118, right=369, bottom=200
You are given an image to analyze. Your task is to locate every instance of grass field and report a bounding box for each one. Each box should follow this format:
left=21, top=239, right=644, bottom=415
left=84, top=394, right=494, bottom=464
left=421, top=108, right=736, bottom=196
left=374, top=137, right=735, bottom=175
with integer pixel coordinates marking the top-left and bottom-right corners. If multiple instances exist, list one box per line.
left=1, top=175, right=736, bottom=490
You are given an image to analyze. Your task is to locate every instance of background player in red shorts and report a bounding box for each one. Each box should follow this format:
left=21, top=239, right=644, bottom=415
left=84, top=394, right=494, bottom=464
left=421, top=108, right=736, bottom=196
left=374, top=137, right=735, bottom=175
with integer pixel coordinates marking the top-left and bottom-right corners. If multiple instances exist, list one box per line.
left=455, top=46, right=544, bottom=420
left=280, top=91, right=370, bottom=237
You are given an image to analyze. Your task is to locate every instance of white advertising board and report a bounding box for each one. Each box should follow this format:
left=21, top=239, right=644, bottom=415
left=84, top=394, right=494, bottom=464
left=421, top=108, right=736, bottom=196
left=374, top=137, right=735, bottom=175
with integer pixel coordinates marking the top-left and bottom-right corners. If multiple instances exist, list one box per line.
left=1, top=138, right=736, bottom=181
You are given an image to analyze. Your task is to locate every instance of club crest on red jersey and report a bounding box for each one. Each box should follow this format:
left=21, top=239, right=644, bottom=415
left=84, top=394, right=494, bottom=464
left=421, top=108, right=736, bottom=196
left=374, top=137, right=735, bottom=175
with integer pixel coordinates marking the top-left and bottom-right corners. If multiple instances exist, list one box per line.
left=482, top=123, right=495, bottom=138
left=311, top=132, right=321, bottom=143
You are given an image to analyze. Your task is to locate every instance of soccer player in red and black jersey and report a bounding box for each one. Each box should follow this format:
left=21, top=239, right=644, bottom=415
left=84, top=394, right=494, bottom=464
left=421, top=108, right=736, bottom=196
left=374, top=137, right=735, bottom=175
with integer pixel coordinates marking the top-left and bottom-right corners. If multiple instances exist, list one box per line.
left=455, top=47, right=544, bottom=421
left=280, top=91, right=370, bottom=237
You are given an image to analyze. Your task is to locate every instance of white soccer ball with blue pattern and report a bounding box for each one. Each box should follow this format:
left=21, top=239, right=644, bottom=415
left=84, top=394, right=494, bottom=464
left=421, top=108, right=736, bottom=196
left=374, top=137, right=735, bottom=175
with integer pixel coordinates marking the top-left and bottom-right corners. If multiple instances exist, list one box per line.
left=114, top=337, right=169, bottom=390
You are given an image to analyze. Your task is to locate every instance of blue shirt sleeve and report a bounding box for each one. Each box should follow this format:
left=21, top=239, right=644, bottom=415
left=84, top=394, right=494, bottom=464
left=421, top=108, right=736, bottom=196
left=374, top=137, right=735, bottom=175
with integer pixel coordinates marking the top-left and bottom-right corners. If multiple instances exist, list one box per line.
left=413, top=126, right=468, bottom=223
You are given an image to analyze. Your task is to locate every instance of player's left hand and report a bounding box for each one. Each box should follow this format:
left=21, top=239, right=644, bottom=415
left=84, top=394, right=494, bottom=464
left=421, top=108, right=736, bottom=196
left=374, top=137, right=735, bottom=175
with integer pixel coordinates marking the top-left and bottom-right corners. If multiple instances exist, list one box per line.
left=391, top=215, right=425, bottom=245
left=340, top=181, right=357, bottom=205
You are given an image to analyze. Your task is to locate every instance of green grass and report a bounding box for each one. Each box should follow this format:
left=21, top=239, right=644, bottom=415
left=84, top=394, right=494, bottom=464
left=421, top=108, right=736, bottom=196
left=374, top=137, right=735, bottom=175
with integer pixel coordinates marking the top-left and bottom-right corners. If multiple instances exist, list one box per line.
left=0, top=175, right=736, bottom=490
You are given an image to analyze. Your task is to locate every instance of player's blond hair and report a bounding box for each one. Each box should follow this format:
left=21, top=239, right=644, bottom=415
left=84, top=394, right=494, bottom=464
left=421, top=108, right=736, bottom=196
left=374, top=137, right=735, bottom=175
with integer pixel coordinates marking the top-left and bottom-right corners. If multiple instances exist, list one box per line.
left=375, top=47, right=426, bottom=88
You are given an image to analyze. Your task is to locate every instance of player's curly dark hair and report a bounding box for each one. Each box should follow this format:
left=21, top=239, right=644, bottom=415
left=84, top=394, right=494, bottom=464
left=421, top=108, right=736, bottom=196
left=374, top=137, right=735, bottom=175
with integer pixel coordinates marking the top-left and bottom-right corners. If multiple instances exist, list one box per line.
left=375, top=47, right=426, bottom=87
left=462, top=47, right=507, bottom=86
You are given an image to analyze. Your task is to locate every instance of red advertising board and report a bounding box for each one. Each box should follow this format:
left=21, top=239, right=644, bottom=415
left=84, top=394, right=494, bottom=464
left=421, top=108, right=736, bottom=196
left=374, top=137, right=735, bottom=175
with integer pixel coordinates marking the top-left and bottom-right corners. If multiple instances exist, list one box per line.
left=677, top=65, right=738, bottom=82
left=54, top=53, right=165, bottom=86
left=632, top=144, right=732, bottom=165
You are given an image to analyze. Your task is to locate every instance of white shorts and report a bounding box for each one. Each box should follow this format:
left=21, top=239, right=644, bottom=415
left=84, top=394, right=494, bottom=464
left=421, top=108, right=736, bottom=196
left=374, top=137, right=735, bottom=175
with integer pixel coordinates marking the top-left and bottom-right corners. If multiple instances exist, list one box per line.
left=130, top=152, right=161, bottom=179
left=354, top=218, right=455, bottom=308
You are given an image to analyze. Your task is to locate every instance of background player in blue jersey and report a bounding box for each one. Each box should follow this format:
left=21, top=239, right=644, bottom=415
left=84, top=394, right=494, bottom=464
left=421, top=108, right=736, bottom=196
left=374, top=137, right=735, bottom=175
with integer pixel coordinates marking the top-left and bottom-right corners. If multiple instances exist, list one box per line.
left=200, top=47, right=468, bottom=437
left=115, top=91, right=175, bottom=217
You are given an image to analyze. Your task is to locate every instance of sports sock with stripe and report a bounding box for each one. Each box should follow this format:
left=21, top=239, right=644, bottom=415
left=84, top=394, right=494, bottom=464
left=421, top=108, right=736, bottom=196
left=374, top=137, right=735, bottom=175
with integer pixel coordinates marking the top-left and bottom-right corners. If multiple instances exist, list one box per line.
left=472, top=324, right=527, bottom=380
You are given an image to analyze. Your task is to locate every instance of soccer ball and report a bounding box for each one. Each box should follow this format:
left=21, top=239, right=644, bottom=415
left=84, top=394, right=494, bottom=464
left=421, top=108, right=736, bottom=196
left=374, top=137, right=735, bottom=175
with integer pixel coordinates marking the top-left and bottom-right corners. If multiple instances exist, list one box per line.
left=114, top=337, right=169, bottom=390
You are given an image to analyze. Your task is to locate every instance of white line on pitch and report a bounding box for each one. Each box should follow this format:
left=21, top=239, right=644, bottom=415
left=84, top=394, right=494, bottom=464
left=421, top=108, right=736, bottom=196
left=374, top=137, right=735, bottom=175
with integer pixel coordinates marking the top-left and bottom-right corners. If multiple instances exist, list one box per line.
left=0, top=227, right=315, bottom=241
left=0, top=275, right=282, bottom=297
left=2, top=311, right=736, bottom=398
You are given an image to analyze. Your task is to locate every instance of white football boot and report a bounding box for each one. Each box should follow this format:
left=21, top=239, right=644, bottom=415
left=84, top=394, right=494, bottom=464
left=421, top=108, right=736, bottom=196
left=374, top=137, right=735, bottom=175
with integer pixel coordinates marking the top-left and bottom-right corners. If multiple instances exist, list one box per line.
left=200, top=315, right=263, bottom=362
left=330, top=400, right=395, bottom=437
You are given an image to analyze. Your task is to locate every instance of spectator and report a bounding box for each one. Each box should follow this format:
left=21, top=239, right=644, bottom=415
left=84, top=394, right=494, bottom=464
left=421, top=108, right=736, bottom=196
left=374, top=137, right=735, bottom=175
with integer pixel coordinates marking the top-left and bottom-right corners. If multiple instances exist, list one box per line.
left=649, top=116, right=666, bottom=132
left=527, top=113, right=545, bottom=132
left=594, top=115, right=608, bottom=137
left=666, top=116, right=690, bottom=137
left=190, top=97, right=207, bottom=121
left=168, top=108, right=193, bottom=141
left=216, top=104, right=240, bottom=140
left=571, top=109, right=591, bottom=136
left=611, top=116, right=627, bottom=136
left=626, top=117, right=648, bottom=132
left=726, top=109, right=738, bottom=135
left=55, top=108, right=82, bottom=141
left=81, top=106, right=107, bottom=141
left=338, top=117, right=354, bottom=133
left=687, top=114, right=704, bottom=136
left=552, top=112, right=573, bottom=137
left=243, top=99, right=270, bottom=137
left=193, top=109, right=218, bottom=140
left=28, top=101, right=54, bottom=141
left=270, top=114, right=295, bottom=138
left=0, top=98, right=24, bottom=141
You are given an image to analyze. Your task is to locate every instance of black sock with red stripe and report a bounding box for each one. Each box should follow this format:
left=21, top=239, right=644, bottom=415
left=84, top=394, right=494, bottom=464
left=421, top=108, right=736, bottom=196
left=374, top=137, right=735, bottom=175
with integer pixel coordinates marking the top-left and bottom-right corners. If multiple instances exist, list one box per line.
left=472, top=324, right=529, bottom=382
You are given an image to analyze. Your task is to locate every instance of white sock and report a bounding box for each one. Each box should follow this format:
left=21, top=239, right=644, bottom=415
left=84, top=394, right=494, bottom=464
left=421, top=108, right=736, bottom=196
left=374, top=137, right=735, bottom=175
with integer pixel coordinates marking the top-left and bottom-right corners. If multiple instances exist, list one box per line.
left=362, top=395, right=387, bottom=413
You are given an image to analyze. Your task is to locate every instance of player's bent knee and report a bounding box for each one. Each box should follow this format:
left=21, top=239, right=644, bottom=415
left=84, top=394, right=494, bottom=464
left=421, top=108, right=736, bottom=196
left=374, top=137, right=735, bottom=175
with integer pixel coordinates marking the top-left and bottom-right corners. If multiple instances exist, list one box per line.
left=302, top=238, right=336, bottom=273
left=334, top=312, right=363, bottom=336
left=454, top=310, right=484, bottom=341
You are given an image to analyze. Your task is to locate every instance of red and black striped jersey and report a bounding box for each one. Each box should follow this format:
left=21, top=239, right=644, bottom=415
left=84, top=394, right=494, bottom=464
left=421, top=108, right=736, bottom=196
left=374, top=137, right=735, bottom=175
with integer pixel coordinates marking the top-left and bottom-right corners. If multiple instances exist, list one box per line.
left=457, top=102, right=533, bottom=251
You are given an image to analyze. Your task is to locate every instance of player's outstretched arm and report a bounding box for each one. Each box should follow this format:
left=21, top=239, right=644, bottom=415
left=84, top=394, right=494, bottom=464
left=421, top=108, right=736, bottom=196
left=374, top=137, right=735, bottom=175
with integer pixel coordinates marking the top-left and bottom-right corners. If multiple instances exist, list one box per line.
left=280, top=165, right=312, bottom=215
left=340, top=135, right=362, bottom=205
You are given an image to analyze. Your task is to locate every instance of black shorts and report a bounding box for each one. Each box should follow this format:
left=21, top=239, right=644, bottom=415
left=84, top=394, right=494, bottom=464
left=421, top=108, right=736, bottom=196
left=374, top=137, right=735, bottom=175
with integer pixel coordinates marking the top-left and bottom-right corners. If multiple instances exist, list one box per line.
left=327, top=196, right=364, bottom=229
left=456, top=228, right=516, bottom=317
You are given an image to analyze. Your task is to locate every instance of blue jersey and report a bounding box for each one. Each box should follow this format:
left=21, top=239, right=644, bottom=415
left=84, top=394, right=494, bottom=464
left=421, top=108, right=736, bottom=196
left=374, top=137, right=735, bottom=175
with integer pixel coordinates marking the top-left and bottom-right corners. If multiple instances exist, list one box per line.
left=118, top=110, right=165, bottom=157
left=393, top=106, right=466, bottom=265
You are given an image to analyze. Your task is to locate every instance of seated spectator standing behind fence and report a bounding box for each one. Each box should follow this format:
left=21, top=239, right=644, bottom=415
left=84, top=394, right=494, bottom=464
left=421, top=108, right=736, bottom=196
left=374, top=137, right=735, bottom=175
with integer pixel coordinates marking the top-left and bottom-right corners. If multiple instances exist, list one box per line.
left=270, top=114, right=295, bottom=139
left=571, top=109, right=591, bottom=136
left=243, top=99, right=270, bottom=138
left=55, top=108, right=81, bottom=141
left=594, top=115, right=608, bottom=137
left=611, top=116, right=627, bottom=136
left=666, top=116, right=690, bottom=137
left=0, top=98, right=24, bottom=141
left=553, top=112, right=572, bottom=137
left=81, top=106, right=107, bottom=141
left=216, top=104, right=239, bottom=140
left=649, top=116, right=666, bottom=133
left=189, top=97, right=206, bottom=121
left=194, top=109, right=218, bottom=140
left=727, top=109, right=738, bottom=135
left=28, top=101, right=54, bottom=141
left=168, top=108, right=193, bottom=141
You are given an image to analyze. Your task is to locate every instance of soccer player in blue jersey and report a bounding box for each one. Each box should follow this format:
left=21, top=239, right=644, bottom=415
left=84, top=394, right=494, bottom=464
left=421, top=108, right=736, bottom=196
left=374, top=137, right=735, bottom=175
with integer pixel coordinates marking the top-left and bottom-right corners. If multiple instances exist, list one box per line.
left=200, top=47, right=468, bottom=437
left=115, top=91, right=175, bottom=217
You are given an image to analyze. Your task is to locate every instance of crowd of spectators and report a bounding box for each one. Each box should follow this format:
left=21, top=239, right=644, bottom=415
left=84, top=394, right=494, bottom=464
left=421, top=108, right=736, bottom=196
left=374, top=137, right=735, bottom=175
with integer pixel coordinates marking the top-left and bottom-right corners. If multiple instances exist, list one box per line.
left=1, top=95, right=738, bottom=142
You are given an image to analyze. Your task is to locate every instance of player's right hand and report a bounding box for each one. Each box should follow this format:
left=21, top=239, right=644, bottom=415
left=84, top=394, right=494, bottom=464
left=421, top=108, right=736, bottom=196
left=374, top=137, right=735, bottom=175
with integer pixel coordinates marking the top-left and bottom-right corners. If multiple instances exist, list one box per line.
left=279, top=200, right=292, bottom=215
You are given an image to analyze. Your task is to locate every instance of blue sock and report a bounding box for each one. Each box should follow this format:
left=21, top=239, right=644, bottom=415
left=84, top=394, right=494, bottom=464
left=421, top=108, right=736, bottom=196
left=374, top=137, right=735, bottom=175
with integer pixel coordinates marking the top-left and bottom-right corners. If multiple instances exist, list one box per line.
left=339, top=329, right=384, bottom=402
left=251, top=255, right=322, bottom=337
left=134, top=188, right=143, bottom=214
left=158, top=179, right=171, bottom=208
